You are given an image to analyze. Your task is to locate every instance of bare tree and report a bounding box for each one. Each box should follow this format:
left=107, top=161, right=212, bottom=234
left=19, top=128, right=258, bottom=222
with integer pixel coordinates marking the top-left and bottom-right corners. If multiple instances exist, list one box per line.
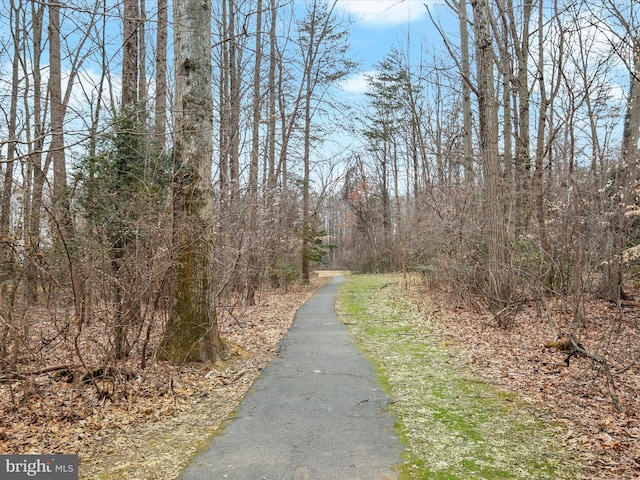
left=0, top=0, right=21, bottom=290
left=0, top=0, right=23, bottom=370
left=456, top=0, right=475, bottom=184
left=154, top=0, right=168, bottom=145
left=122, top=0, right=139, bottom=107
left=23, top=1, right=46, bottom=304
left=243, top=0, right=264, bottom=306
left=297, top=0, right=355, bottom=282
left=48, top=0, right=76, bottom=271
left=138, top=0, right=147, bottom=105
left=472, top=0, right=513, bottom=321
left=266, top=0, right=278, bottom=189
left=218, top=0, right=244, bottom=208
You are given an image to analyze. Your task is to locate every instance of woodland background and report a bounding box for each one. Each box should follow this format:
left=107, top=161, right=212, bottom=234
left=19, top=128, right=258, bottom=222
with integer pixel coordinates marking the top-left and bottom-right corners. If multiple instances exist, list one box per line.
left=0, top=0, right=639, bottom=470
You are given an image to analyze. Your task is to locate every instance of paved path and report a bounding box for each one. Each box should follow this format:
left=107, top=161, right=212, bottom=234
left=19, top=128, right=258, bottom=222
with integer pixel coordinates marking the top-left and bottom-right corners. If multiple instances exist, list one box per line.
left=179, top=276, right=403, bottom=480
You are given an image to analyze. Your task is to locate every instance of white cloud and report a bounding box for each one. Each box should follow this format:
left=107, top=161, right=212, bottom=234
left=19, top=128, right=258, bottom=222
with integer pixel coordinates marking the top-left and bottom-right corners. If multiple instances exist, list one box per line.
left=335, top=0, right=428, bottom=27
left=338, top=71, right=377, bottom=95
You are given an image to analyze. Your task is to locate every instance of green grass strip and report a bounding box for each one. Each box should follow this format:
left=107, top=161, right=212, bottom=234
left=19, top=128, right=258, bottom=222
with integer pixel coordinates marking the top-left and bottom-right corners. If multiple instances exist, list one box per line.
left=336, top=274, right=582, bottom=480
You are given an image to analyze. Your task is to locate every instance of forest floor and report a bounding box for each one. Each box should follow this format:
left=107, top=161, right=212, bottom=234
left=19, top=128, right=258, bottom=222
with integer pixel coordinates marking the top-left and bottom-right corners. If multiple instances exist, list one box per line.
left=0, top=275, right=333, bottom=479
left=1, top=270, right=638, bottom=479
left=404, top=274, right=640, bottom=479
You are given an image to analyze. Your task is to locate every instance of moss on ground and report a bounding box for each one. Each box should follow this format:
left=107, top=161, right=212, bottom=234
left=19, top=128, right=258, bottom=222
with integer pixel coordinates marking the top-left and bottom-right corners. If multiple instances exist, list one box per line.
left=336, top=274, right=582, bottom=480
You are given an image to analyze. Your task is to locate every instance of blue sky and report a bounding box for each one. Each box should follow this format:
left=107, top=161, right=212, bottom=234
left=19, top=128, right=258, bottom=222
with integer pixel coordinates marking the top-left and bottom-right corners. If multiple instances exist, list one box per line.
left=334, top=0, right=451, bottom=95
left=305, top=0, right=456, bottom=163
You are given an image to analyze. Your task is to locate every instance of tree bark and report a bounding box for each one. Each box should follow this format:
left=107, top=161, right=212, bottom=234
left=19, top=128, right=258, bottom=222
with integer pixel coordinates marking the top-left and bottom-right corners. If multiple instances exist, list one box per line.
left=49, top=2, right=74, bottom=244
left=23, top=2, right=46, bottom=304
left=138, top=0, right=147, bottom=106
left=0, top=0, right=21, bottom=288
left=112, top=0, right=141, bottom=359
left=243, top=0, right=264, bottom=306
left=228, top=0, right=241, bottom=204
left=472, top=0, right=513, bottom=321
left=154, top=0, right=167, bottom=145
left=533, top=0, right=549, bottom=254
left=300, top=2, right=317, bottom=284
left=249, top=0, right=263, bottom=213
left=122, top=0, right=138, bottom=107
left=219, top=0, right=229, bottom=206
left=512, top=0, right=533, bottom=236
left=160, top=0, right=223, bottom=363
left=458, top=0, right=475, bottom=185
left=266, top=0, right=278, bottom=189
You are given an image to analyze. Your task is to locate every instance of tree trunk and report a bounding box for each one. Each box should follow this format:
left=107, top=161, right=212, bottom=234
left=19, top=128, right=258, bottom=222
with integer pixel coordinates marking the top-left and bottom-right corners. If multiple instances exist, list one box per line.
left=512, top=0, right=533, bottom=236
left=138, top=0, right=147, bottom=106
left=495, top=7, right=513, bottom=228
left=154, top=0, right=167, bottom=145
left=219, top=0, right=229, bottom=207
left=533, top=0, right=549, bottom=255
left=159, top=0, right=223, bottom=363
left=227, top=0, right=241, bottom=205
left=1, top=0, right=22, bottom=367
left=24, top=2, right=46, bottom=304
left=0, top=0, right=20, bottom=288
left=472, top=0, right=513, bottom=321
left=122, top=0, right=138, bottom=107
left=266, top=0, right=277, bottom=189
left=112, top=0, right=141, bottom=359
left=244, top=0, right=263, bottom=305
left=301, top=2, right=316, bottom=284
left=249, top=0, right=262, bottom=212
left=458, top=0, right=475, bottom=185
left=49, top=2, right=74, bottom=246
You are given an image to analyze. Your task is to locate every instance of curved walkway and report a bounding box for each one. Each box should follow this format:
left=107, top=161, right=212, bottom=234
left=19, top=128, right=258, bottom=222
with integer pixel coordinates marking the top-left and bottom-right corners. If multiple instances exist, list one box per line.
left=179, top=276, right=402, bottom=480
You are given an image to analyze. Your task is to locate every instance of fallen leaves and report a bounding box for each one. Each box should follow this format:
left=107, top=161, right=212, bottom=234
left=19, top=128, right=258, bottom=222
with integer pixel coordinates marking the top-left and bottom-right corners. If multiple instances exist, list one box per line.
left=0, top=276, right=329, bottom=479
left=401, top=273, right=640, bottom=479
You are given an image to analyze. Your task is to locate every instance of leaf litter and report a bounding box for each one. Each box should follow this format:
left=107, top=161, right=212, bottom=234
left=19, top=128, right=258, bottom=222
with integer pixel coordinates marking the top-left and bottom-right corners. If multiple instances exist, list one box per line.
left=0, top=276, right=329, bottom=479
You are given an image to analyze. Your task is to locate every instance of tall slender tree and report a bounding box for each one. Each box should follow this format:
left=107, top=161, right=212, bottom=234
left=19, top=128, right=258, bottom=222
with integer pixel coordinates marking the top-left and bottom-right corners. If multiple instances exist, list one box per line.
left=0, top=0, right=21, bottom=288
left=250, top=0, right=263, bottom=212
left=472, top=0, right=513, bottom=321
left=122, top=0, right=138, bottom=107
left=457, top=0, right=475, bottom=185
left=154, top=0, right=168, bottom=145
left=297, top=0, right=355, bottom=283
left=266, top=0, right=278, bottom=189
left=364, top=50, right=407, bottom=269
left=24, top=1, right=46, bottom=304
left=49, top=1, right=75, bottom=255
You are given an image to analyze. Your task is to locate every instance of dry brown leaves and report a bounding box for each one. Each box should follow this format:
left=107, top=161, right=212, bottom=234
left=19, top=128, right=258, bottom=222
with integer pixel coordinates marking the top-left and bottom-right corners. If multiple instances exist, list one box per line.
left=0, top=276, right=329, bottom=479
left=403, top=275, right=640, bottom=479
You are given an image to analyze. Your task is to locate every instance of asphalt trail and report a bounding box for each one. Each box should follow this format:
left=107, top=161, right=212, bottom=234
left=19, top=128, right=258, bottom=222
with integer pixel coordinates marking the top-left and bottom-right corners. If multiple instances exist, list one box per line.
left=179, top=276, right=402, bottom=480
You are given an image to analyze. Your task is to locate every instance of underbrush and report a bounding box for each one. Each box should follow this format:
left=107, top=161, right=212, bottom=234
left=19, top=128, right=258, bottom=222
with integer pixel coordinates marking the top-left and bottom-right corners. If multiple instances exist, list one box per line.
left=0, top=278, right=328, bottom=478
